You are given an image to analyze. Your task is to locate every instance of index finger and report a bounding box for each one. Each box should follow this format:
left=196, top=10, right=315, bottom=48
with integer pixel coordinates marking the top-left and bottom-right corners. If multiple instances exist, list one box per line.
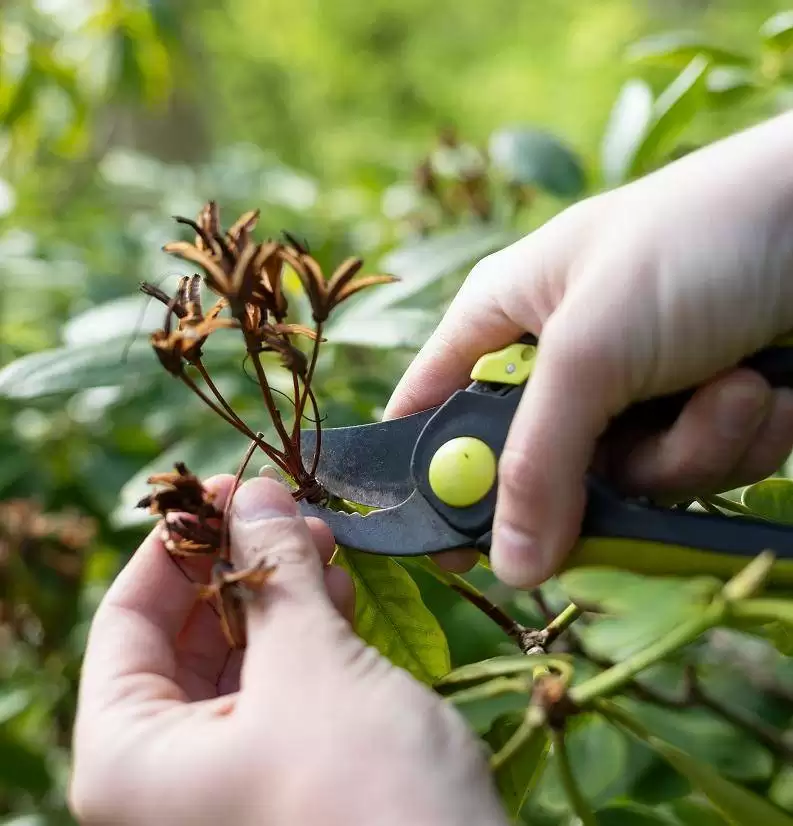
left=382, top=221, right=574, bottom=420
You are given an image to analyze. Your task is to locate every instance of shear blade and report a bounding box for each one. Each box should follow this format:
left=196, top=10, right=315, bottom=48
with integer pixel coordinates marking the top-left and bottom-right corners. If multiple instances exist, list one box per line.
left=299, top=407, right=438, bottom=508
left=298, top=491, right=474, bottom=555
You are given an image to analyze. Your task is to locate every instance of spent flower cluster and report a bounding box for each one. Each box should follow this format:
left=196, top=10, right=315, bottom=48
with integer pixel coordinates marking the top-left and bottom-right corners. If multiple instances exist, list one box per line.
left=136, top=202, right=397, bottom=647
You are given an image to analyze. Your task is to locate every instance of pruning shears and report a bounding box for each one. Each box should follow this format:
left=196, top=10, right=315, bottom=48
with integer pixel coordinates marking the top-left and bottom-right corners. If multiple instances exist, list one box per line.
left=298, top=333, right=793, bottom=585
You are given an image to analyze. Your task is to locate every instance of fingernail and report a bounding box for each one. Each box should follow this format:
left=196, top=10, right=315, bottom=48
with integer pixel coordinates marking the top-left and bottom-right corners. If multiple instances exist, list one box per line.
left=258, top=465, right=289, bottom=487
left=493, top=524, right=545, bottom=588
left=716, top=382, right=769, bottom=439
left=232, top=478, right=297, bottom=522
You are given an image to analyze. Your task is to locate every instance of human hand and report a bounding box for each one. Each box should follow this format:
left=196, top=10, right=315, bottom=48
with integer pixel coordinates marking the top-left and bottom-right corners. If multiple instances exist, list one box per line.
left=386, top=111, right=793, bottom=588
left=68, top=476, right=506, bottom=826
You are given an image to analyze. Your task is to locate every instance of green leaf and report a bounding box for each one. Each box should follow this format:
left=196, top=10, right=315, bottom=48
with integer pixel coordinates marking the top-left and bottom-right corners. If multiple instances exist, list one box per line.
left=559, top=568, right=718, bottom=616
left=560, top=568, right=718, bottom=657
left=62, top=294, right=169, bottom=347
left=706, top=67, right=759, bottom=108
left=0, top=339, right=158, bottom=399
left=336, top=548, right=451, bottom=684
left=0, top=733, right=51, bottom=797
left=0, top=688, right=32, bottom=726
left=538, top=713, right=629, bottom=812
left=622, top=700, right=773, bottom=783
left=601, top=79, right=654, bottom=186
left=326, top=308, right=435, bottom=349
left=484, top=713, right=550, bottom=821
left=335, top=225, right=518, bottom=319
left=655, top=742, right=790, bottom=825
left=670, top=799, right=730, bottom=826
left=488, top=127, right=586, bottom=197
left=436, top=654, right=571, bottom=688
left=626, top=31, right=751, bottom=69
left=603, top=703, right=788, bottom=824
left=630, top=56, right=710, bottom=178
left=594, top=803, right=670, bottom=825
left=742, top=479, right=793, bottom=524
left=761, top=12, right=793, bottom=53
left=770, top=764, right=793, bottom=813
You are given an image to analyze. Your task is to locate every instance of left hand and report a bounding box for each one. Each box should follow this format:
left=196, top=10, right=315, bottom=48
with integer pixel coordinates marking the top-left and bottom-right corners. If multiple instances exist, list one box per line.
left=69, top=476, right=508, bottom=826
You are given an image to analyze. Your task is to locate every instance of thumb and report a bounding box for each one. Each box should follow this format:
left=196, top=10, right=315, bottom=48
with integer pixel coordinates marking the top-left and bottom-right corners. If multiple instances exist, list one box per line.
left=490, top=310, right=625, bottom=588
left=229, top=478, right=347, bottom=682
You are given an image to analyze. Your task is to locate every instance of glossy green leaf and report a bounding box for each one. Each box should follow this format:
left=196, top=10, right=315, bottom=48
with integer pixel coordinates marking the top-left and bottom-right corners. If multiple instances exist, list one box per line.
left=484, top=712, right=550, bottom=820
left=62, top=294, right=171, bottom=346
left=0, top=689, right=32, bottom=726
left=436, top=654, right=571, bottom=688
left=325, top=308, right=435, bottom=349
left=601, top=79, right=654, bottom=186
left=605, top=703, right=791, bottom=825
left=742, top=479, right=793, bottom=524
left=622, top=700, right=773, bottom=783
left=336, top=225, right=518, bottom=319
left=631, top=56, right=709, bottom=177
left=706, top=67, right=758, bottom=108
left=559, top=568, right=718, bottom=615
left=336, top=548, right=451, bottom=684
left=655, top=742, right=790, bottom=824
left=770, top=764, right=793, bottom=813
left=626, top=31, right=750, bottom=68
left=670, top=799, right=730, bottom=825
left=0, top=733, right=51, bottom=797
left=594, top=803, right=670, bottom=825
left=488, top=127, right=586, bottom=197
left=0, top=339, right=158, bottom=399
left=761, top=12, right=793, bottom=53
left=539, top=714, right=629, bottom=812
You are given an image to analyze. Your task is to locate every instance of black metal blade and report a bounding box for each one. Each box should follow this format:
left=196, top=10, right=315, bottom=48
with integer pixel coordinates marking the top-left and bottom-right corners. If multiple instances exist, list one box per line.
left=298, top=492, right=475, bottom=555
left=299, top=407, right=438, bottom=507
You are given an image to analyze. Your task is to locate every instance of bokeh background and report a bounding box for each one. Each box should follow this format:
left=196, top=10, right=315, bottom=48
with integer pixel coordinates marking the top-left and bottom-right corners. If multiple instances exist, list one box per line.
left=3, top=0, right=793, bottom=822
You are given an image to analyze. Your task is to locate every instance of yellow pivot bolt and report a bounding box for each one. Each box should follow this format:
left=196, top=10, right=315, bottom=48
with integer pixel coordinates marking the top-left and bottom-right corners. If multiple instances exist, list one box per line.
left=428, top=437, right=497, bottom=508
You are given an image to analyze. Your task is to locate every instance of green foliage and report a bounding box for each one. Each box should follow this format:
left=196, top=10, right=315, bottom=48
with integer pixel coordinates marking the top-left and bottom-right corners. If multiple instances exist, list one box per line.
left=336, top=548, right=451, bottom=683
left=3, top=2, right=793, bottom=824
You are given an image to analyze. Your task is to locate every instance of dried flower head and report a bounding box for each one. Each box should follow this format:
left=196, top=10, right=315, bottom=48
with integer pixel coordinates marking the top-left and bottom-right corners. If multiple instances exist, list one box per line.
left=279, top=246, right=397, bottom=323
left=135, top=201, right=399, bottom=650
left=199, top=558, right=278, bottom=647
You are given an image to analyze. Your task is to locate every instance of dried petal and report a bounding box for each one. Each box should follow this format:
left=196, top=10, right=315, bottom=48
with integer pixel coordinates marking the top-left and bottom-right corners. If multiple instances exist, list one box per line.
left=227, top=209, right=261, bottom=251
left=140, top=282, right=187, bottom=317
left=163, top=241, right=231, bottom=295
left=269, top=323, right=323, bottom=341
left=326, top=257, right=364, bottom=299
left=331, top=274, right=399, bottom=306
left=197, top=201, right=221, bottom=248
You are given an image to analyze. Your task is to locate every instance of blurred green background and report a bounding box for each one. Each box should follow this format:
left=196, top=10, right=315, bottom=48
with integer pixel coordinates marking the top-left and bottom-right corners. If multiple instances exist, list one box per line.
left=4, top=0, right=793, bottom=822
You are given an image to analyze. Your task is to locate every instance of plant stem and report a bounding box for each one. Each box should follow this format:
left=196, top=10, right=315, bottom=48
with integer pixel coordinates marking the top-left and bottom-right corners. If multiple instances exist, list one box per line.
left=404, top=557, right=527, bottom=643
left=706, top=494, right=756, bottom=517
left=292, top=322, right=323, bottom=442
left=544, top=604, right=583, bottom=647
left=220, top=437, right=260, bottom=559
left=551, top=729, right=597, bottom=826
left=194, top=360, right=252, bottom=433
left=569, top=602, right=724, bottom=707
left=180, top=372, right=288, bottom=469
left=490, top=705, right=545, bottom=771
left=307, top=387, right=323, bottom=478
left=244, top=336, right=294, bottom=458
left=728, top=598, right=792, bottom=624
left=695, top=496, right=724, bottom=516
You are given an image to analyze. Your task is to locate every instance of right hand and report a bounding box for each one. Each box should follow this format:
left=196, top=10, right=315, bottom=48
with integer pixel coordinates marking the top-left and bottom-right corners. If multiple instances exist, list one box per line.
left=385, top=111, right=793, bottom=589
